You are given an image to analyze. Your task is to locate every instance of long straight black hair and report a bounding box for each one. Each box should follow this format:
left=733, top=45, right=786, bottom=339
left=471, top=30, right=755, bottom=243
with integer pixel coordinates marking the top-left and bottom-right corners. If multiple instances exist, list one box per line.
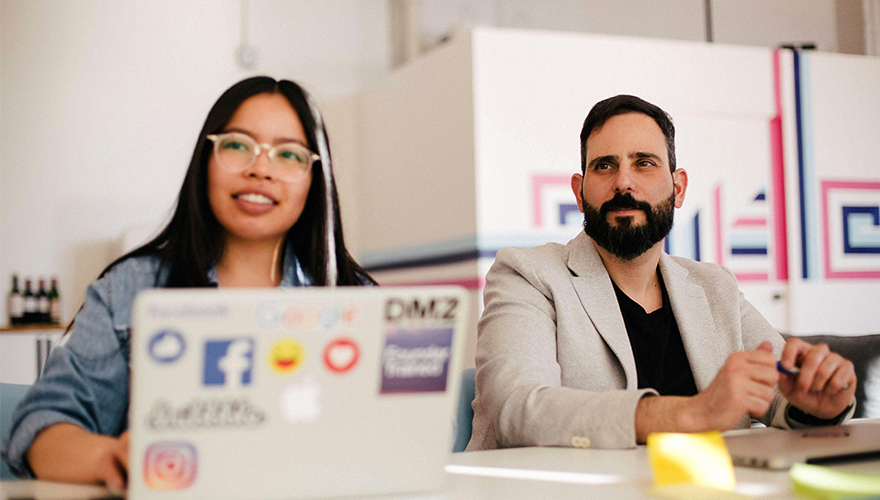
left=100, top=76, right=375, bottom=287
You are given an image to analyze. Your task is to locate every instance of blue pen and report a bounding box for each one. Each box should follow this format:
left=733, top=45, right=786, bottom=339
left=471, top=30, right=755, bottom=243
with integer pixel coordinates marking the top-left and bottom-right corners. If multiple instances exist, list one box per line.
left=776, top=361, right=800, bottom=376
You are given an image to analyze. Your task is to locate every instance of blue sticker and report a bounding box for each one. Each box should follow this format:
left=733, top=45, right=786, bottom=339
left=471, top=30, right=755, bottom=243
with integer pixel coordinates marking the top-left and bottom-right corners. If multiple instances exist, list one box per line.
left=148, top=330, right=186, bottom=364
left=203, top=339, right=255, bottom=387
left=380, top=327, right=453, bottom=393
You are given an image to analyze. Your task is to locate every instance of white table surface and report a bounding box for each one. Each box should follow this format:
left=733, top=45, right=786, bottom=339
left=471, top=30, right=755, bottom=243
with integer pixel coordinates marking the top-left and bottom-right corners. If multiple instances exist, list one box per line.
left=447, top=445, right=879, bottom=499
left=3, top=444, right=878, bottom=500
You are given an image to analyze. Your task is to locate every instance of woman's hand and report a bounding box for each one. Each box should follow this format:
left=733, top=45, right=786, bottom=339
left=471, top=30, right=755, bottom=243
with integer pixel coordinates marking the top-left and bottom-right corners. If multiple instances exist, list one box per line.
left=27, top=423, right=129, bottom=490
left=92, top=430, right=129, bottom=490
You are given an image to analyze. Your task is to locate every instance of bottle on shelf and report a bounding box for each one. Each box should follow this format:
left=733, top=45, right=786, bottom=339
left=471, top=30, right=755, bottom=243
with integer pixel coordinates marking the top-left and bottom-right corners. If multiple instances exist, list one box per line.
left=48, top=276, right=61, bottom=325
left=23, top=277, right=37, bottom=324
left=8, top=274, right=24, bottom=326
left=37, top=278, right=50, bottom=324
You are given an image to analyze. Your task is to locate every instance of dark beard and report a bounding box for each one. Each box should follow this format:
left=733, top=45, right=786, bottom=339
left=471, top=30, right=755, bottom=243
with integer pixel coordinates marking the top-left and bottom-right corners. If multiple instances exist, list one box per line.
left=582, top=191, right=675, bottom=261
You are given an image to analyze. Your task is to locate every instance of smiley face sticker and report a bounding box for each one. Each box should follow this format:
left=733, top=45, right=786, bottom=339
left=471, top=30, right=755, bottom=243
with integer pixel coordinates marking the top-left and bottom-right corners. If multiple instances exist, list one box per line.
left=323, top=338, right=360, bottom=374
left=268, top=339, right=305, bottom=375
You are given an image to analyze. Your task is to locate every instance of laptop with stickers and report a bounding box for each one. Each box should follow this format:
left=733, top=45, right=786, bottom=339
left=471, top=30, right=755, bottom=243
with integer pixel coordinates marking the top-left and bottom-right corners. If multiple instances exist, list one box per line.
left=128, top=287, right=468, bottom=500
left=724, top=419, right=880, bottom=469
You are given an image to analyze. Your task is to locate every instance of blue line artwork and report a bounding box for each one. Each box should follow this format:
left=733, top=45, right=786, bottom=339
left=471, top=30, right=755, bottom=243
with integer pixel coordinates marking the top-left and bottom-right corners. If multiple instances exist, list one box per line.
left=558, top=203, right=581, bottom=226
left=842, top=206, right=880, bottom=254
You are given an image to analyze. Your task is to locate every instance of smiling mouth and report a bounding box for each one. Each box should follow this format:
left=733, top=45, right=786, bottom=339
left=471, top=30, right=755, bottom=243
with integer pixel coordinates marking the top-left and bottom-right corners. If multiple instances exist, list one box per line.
left=234, top=193, right=278, bottom=205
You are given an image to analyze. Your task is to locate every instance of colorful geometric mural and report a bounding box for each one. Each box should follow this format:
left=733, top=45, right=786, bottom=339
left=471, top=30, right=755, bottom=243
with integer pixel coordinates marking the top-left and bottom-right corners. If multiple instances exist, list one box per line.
left=532, top=175, right=579, bottom=229
left=530, top=175, right=772, bottom=282
left=723, top=187, right=771, bottom=281
left=821, top=180, right=880, bottom=279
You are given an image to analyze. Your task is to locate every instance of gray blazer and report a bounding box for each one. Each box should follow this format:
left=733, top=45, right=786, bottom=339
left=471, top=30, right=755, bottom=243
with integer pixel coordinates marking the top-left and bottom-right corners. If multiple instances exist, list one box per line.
left=467, top=232, right=793, bottom=450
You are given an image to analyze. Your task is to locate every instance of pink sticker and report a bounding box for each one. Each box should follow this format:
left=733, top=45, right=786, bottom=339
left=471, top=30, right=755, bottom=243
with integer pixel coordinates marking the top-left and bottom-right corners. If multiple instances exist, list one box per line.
left=144, top=441, right=197, bottom=490
left=323, top=338, right=360, bottom=373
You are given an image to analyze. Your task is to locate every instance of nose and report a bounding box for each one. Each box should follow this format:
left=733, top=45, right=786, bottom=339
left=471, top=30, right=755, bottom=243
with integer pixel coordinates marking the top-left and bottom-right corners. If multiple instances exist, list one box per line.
left=612, top=165, right=636, bottom=193
left=246, top=145, right=274, bottom=180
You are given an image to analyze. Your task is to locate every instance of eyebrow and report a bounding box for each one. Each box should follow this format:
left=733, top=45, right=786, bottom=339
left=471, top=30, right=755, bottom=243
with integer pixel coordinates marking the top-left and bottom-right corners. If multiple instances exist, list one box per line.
left=588, top=155, right=618, bottom=169
left=630, top=151, right=664, bottom=163
left=222, top=127, right=309, bottom=147
left=587, top=151, right=664, bottom=168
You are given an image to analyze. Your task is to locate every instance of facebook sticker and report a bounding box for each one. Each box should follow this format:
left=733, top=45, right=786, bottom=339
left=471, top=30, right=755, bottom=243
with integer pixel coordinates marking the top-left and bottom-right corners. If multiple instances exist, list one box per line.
left=203, top=339, right=255, bottom=388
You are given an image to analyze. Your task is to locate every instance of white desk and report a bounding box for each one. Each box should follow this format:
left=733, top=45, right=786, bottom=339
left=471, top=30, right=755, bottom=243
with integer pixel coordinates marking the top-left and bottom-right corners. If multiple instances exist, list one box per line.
left=0, top=479, right=111, bottom=499
left=447, top=446, right=879, bottom=499
left=3, top=446, right=878, bottom=500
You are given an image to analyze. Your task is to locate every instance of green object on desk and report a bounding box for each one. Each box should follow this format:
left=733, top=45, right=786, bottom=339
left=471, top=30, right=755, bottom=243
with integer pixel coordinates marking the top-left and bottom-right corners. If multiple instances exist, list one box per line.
left=790, top=463, right=880, bottom=500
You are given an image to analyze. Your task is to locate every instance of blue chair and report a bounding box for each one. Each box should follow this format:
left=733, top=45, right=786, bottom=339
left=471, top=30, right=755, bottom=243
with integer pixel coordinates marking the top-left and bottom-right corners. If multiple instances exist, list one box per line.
left=453, top=367, right=476, bottom=452
left=1, top=383, right=31, bottom=480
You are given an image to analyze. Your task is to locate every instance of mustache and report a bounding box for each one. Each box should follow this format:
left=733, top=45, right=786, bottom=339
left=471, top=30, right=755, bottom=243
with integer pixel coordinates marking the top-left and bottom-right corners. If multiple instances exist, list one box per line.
left=600, top=193, right=653, bottom=215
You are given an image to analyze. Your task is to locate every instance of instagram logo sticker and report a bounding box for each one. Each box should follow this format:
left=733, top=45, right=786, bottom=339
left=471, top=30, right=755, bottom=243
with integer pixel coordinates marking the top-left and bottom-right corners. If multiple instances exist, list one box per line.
left=144, top=441, right=197, bottom=490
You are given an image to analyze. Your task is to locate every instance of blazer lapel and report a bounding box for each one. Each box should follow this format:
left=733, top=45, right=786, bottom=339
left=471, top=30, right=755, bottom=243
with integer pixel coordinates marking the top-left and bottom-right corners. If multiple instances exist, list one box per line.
left=567, top=233, right=639, bottom=389
left=659, top=254, right=726, bottom=391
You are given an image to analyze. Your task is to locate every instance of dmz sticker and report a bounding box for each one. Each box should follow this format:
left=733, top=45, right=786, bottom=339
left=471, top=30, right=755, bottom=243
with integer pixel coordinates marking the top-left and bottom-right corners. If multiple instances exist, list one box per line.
left=148, top=330, right=186, bottom=364
left=203, top=339, right=255, bottom=388
left=144, top=441, right=197, bottom=490
left=380, top=327, right=453, bottom=393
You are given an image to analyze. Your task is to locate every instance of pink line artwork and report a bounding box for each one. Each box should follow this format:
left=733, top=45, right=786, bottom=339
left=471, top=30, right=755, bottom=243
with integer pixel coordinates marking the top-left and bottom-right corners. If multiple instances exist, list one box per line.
left=771, top=49, right=789, bottom=281
left=385, top=278, right=486, bottom=290
left=714, top=185, right=724, bottom=266
left=821, top=180, right=880, bottom=279
left=732, top=218, right=767, bottom=227
left=532, top=175, right=573, bottom=227
left=735, top=272, right=770, bottom=281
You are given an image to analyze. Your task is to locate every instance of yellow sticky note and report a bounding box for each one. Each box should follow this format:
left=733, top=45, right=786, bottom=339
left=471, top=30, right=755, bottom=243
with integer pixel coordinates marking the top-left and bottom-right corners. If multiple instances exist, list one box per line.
left=647, top=431, right=736, bottom=491
left=790, top=463, right=880, bottom=500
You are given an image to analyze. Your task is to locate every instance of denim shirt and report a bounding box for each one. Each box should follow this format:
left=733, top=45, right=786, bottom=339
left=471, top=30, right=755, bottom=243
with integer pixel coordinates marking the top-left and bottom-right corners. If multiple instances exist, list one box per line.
left=1, top=249, right=311, bottom=478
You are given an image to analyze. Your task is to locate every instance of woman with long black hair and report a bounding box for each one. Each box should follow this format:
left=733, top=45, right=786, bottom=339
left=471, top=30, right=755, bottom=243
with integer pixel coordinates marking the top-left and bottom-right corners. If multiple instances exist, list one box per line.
left=1, top=76, right=374, bottom=487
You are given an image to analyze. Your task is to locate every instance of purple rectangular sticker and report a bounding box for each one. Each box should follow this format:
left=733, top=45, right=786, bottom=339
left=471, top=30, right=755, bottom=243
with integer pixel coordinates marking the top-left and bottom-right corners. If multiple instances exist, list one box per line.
left=380, top=327, right=453, bottom=394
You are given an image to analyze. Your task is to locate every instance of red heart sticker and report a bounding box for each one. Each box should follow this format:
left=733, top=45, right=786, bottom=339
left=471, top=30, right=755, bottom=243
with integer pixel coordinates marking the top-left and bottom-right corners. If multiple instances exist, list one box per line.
left=323, top=338, right=360, bottom=373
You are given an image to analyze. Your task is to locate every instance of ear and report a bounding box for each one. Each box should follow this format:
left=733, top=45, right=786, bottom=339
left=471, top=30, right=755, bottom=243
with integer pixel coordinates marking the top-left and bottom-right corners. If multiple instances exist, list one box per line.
left=672, top=169, right=688, bottom=208
left=571, top=173, right=585, bottom=212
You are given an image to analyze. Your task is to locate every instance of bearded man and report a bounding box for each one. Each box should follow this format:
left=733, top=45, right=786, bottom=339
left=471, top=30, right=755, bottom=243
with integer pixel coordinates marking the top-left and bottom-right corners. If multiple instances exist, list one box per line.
left=467, top=95, right=857, bottom=450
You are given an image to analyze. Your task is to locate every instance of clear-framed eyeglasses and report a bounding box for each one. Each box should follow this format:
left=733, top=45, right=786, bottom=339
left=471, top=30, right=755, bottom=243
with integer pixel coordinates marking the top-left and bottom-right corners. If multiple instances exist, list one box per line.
left=206, top=132, right=319, bottom=182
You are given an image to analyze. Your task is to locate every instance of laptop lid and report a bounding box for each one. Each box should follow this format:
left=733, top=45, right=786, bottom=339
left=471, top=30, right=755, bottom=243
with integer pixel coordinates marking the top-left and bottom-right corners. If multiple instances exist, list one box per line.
left=724, top=420, right=880, bottom=469
left=128, top=287, right=468, bottom=499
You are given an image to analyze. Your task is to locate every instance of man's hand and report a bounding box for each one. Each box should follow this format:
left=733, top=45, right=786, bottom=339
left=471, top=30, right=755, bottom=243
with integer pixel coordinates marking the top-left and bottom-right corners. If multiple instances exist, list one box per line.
left=686, top=341, right=780, bottom=430
left=777, top=337, right=856, bottom=420
left=635, top=341, right=780, bottom=442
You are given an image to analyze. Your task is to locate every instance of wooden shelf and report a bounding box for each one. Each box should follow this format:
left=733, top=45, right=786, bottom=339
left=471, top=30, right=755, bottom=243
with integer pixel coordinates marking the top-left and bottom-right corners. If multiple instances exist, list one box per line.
left=1, top=324, right=66, bottom=333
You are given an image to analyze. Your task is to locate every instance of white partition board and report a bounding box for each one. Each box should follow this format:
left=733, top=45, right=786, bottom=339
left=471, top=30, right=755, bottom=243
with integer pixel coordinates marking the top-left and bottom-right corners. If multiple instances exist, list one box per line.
left=784, top=51, right=880, bottom=335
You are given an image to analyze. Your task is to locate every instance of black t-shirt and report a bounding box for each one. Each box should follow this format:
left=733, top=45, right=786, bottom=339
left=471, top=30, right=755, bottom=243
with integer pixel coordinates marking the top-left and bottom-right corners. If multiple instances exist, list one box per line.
left=612, top=277, right=698, bottom=397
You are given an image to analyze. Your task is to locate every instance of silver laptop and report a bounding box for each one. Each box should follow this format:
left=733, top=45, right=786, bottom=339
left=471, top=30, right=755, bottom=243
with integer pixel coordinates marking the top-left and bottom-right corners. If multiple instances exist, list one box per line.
left=128, top=287, right=468, bottom=499
left=724, top=419, right=880, bottom=469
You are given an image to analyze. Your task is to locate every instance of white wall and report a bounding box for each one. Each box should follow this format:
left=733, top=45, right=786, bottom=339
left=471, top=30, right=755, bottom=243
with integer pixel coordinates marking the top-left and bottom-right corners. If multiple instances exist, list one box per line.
left=468, top=28, right=787, bottom=328
left=420, top=0, right=706, bottom=46
left=0, top=0, right=857, bottom=326
left=0, top=0, right=389, bottom=323
left=783, top=51, right=880, bottom=335
left=356, top=33, right=477, bottom=257
left=713, top=0, right=837, bottom=50
left=419, top=0, right=839, bottom=51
